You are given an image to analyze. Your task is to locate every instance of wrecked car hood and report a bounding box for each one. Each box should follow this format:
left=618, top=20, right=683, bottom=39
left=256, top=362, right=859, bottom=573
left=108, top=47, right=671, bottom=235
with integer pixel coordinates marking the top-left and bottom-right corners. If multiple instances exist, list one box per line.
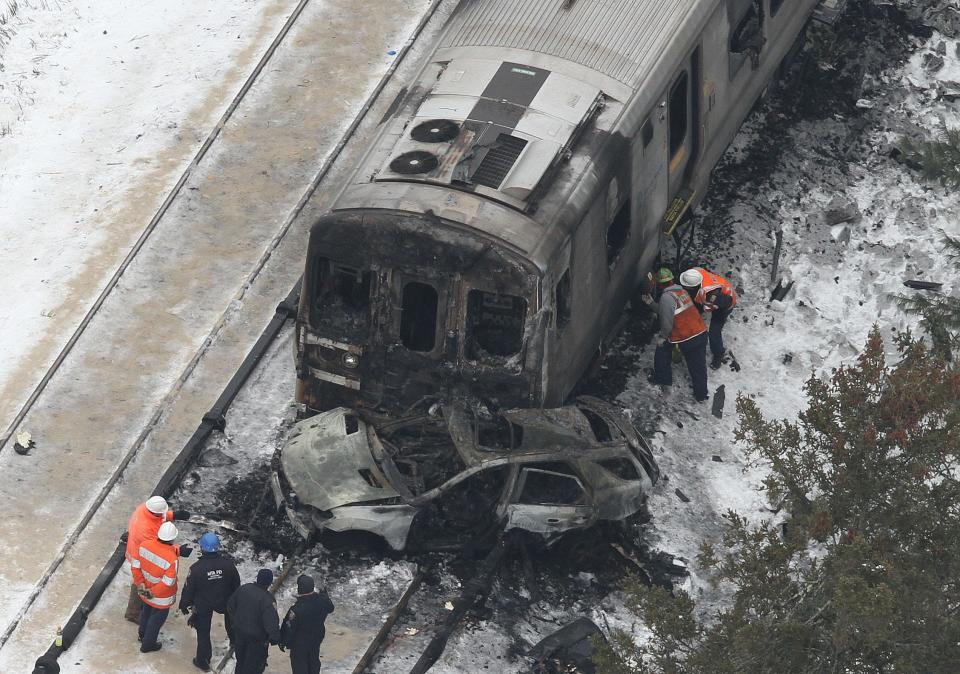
left=281, top=408, right=400, bottom=512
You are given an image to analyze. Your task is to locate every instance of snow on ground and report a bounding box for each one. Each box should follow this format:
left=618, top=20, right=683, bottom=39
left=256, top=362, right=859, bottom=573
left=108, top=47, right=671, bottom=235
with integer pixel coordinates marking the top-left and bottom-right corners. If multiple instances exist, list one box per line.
left=614, top=22, right=960, bottom=628
left=150, top=17, right=960, bottom=674
left=27, top=7, right=960, bottom=674
left=0, top=0, right=296, bottom=431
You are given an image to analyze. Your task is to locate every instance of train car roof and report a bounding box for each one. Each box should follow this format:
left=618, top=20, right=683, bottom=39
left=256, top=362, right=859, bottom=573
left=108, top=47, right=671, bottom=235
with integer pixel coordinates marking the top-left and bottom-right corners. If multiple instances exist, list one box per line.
left=438, top=0, right=705, bottom=95
left=333, top=0, right=715, bottom=269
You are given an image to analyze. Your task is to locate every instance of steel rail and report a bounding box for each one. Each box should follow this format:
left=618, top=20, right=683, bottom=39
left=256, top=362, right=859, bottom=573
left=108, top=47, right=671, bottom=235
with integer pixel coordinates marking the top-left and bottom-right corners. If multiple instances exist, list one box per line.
left=0, top=0, right=315, bottom=455
left=25, top=0, right=451, bottom=668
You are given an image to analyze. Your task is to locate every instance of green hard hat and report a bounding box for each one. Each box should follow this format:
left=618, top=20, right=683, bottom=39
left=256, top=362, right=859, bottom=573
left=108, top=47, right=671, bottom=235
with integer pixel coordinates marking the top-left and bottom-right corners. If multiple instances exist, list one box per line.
left=655, top=267, right=674, bottom=284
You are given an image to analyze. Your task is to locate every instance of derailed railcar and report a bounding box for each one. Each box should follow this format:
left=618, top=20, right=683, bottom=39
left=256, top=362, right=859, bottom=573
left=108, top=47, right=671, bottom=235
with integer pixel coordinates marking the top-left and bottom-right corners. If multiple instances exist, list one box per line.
left=296, top=0, right=821, bottom=414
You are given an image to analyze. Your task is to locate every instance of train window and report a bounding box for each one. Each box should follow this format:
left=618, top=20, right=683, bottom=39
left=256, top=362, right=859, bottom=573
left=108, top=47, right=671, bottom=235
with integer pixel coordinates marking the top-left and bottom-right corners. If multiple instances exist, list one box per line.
left=466, top=289, right=527, bottom=359
left=555, top=269, right=572, bottom=330
left=400, top=281, right=438, bottom=352
left=310, top=258, right=371, bottom=335
left=669, top=72, right=688, bottom=158
left=606, top=199, right=631, bottom=265
left=770, top=0, right=784, bottom=16
left=641, top=119, right=654, bottom=148
left=728, top=0, right=764, bottom=78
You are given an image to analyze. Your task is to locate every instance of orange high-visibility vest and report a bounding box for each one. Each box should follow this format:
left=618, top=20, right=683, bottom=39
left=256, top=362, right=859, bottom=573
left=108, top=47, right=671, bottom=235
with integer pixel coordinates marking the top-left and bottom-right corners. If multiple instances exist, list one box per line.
left=138, top=538, right=179, bottom=609
left=667, top=287, right=707, bottom=343
left=126, top=504, right=174, bottom=577
left=692, top=268, right=737, bottom=311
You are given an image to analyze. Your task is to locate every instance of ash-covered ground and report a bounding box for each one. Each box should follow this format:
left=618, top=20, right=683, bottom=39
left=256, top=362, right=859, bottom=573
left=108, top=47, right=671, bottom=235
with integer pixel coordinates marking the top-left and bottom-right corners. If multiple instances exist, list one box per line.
left=168, top=4, right=959, bottom=672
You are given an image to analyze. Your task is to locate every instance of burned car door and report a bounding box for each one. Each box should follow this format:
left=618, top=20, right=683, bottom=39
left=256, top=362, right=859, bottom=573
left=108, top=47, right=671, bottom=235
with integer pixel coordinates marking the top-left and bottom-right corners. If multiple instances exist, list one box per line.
left=505, top=464, right=595, bottom=535
left=406, top=464, right=512, bottom=550
left=575, top=396, right=660, bottom=484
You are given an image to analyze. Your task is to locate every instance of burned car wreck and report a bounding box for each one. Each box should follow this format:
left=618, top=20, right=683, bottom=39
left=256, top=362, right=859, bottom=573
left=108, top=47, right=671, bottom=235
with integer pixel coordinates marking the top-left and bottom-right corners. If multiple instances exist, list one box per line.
left=270, top=397, right=659, bottom=551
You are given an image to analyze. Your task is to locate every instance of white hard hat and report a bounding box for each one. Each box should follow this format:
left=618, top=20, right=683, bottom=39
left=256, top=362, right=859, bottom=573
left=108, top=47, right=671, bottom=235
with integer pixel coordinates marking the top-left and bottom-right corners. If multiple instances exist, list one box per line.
left=157, top=522, right=178, bottom=542
left=680, top=269, right=703, bottom=288
left=145, top=496, right=168, bottom=515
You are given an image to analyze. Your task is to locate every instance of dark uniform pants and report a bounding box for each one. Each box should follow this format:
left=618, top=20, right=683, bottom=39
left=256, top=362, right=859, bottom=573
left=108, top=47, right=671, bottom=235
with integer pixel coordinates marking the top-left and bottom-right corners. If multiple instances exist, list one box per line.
left=138, top=603, right=169, bottom=648
left=708, top=306, right=732, bottom=357
left=192, top=608, right=214, bottom=667
left=653, top=333, right=708, bottom=401
left=234, top=634, right=269, bottom=674
left=290, top=645, right=321, bottom=674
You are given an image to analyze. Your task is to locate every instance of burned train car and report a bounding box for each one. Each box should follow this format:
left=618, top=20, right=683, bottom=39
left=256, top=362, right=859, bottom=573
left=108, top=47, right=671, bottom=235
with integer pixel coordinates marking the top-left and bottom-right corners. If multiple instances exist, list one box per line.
left=296, top=0, right=820, bottom=414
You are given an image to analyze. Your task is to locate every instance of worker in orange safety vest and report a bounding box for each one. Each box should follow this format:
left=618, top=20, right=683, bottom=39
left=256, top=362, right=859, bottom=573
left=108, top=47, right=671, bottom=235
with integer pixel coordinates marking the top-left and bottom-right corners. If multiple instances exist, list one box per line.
left=680, top=267, right=738, bottom=370
left=641, top=267, right=709, bottom=401
left=134, top=521, right=193, bottom=653
left=124, top=496, right=190, bottom=623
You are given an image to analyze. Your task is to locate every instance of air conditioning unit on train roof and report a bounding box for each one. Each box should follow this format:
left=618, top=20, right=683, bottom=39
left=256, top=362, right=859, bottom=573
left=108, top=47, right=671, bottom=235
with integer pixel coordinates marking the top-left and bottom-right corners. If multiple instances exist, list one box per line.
left=375, top=58, right=604, bottom=205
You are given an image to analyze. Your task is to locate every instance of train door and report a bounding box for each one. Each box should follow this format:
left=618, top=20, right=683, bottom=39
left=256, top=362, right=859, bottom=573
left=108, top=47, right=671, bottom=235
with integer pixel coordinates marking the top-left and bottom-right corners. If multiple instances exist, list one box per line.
left=385, top=272, right=452, bottom=399
left=634, top=107, right=669, bottom=271
left=667, top=46, right=703, bottom=201
left=660, top=45, right=704, bottom=244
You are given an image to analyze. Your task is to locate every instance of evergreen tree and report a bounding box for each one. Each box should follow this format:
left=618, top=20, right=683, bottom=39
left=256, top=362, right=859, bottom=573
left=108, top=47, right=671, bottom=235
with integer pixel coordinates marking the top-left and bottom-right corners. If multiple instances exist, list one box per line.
left=897, top=235, right=960, bottom=361
left=902, top=128, right=960, bottom=189
left=596, top=328, right=960, bottom=673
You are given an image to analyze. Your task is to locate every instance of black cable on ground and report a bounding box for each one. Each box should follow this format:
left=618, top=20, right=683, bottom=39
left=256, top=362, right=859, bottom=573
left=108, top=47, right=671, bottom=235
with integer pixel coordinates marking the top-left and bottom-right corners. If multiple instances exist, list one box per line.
left=31, top=284, right=300, bottom=674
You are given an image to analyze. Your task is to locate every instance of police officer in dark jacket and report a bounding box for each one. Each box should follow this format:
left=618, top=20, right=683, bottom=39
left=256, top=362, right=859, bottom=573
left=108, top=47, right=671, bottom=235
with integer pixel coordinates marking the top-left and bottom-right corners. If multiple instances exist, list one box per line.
left=226, top=568, right=281, bottom=674
left=280, top=575, right=335, bottom=674
left=179, top=532, right=241, bottom=672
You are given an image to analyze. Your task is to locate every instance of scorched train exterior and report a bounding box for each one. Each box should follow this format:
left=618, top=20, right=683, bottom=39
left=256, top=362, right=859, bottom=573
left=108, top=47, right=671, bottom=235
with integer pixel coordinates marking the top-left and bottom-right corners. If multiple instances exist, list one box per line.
left=296, top=0, right=820, bottom=414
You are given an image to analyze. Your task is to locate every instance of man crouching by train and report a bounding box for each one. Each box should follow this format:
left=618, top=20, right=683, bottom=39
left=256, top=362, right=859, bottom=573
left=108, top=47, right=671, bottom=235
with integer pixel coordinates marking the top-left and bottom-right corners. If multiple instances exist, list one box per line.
left=641, top=267, right=709, bottom=402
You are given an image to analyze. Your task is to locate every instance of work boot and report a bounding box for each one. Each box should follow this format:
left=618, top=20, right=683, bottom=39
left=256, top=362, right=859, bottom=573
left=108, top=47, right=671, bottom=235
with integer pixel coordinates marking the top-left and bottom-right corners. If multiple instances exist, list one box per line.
left=710, top=352, right=724, bottom=370
left=140, top=642, right=162, bottom=654
left=192, top=657, right=211, bottom=672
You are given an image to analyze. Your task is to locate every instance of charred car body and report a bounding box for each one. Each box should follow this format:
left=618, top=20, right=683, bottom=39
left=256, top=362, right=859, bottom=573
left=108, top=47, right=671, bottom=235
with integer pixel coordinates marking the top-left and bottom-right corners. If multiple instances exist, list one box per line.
left=271, top=397, right=659, bottom=550
left=295, top=0, right=821, bottom=414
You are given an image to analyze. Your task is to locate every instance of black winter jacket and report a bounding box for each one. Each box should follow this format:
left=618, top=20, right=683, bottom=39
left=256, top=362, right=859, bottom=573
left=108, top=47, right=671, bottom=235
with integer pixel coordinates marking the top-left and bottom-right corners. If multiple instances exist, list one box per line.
left=226, top=583, right=281, bottom=643
left=280, top=591, right=335, bottom=651
left=179, top=552, right=241, bottom=614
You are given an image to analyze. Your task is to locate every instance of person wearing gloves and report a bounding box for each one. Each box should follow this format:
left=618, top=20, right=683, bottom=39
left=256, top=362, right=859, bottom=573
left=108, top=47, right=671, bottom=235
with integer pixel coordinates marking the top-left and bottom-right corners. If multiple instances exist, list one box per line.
left=680, top=267, right=738, bottom=370
left=280, top=575, right=335, bottom=674
left=123, top=495, right=190, bottom=622
left=179, top=532, right=241, bottom=672
left=226, top=568, right=281, bottom=674
left=642, top=267, right=709, bottom=401
left=133, top=521, right=192, bottom=653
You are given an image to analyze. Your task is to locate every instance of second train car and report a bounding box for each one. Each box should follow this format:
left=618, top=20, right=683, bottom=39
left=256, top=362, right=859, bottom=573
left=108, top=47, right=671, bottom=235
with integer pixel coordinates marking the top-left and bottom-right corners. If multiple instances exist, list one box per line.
left=295, top=0, right=821, bottom=415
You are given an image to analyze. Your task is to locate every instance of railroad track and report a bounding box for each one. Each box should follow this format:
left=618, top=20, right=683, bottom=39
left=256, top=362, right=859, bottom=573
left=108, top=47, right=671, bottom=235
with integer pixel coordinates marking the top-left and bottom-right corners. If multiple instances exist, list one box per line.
left=350, top=533, right=516, bottom=674
left=24, top=0, right=452, bottom=670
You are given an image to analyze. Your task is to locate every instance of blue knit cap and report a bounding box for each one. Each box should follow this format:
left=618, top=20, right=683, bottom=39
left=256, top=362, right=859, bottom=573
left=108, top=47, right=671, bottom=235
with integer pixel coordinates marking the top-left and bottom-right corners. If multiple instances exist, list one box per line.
left=256, top=568, right=274, bottom=588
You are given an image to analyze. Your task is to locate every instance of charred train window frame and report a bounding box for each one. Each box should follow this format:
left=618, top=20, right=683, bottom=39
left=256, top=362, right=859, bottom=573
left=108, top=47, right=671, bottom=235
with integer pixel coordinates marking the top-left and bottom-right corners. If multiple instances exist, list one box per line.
left=309, top=257, right=372, bottom=332
left=400, top=281, right=440, bottom=352
left=606, top=199, right=631, bottom=266
left=728, top=0, right=765, bottom=78
left=465, top=289, right=528, bottom=360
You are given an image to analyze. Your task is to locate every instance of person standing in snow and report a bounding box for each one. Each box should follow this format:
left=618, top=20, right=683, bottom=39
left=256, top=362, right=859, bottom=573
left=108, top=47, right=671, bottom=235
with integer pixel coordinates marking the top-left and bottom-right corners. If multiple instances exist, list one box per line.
left=641, top=267, right=709, bottom=401
left=134, top=522, right=192, bottom=653
left=123, top=495, right=191, bottom=623
left=226, top=568, right=281, bottom=674
left=279, top=575, right=335, bottom=674
left=680, top=267, right=737, bottom=370
left=179, top=532, right=241, bottom=672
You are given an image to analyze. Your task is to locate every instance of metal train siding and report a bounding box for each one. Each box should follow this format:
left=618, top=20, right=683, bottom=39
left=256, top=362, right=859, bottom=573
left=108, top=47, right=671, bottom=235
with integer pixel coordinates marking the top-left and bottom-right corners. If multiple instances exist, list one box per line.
left=295, top=0, right=821, bottom=415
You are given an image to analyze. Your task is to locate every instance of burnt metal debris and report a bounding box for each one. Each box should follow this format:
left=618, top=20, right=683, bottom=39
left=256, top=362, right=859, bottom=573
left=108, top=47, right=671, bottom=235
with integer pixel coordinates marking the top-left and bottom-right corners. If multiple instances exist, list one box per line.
left=271, top=396, right=659, bottom=552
